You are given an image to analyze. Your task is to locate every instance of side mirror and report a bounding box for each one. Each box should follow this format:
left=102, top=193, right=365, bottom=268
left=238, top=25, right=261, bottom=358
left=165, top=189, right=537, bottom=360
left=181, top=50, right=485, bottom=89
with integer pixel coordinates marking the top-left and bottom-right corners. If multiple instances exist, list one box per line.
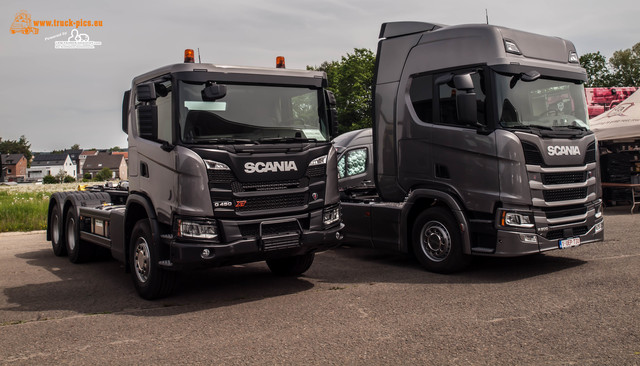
left=456, top=93, right=478, bottom=125
left=136, top=83, right=156, bottom=102
left=325, top=90, right=339, bottom=138
left=137, top=105, right=158, bottom=141
left=452, top=74, right=474, bottom=91
left=202, top=83, right=227, bottom=101
left=122, top=90, right=130, bottom=134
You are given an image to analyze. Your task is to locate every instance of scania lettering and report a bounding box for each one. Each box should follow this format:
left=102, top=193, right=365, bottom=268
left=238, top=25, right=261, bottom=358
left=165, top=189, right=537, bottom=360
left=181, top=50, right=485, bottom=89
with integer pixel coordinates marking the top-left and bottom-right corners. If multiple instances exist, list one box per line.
left=244, top=161, right=298, bottom=173
left=548, top=146, right=581, bottom=156
left=46, top=51, right=343, bottom=299
left=335, top=22, right=604, bottom=273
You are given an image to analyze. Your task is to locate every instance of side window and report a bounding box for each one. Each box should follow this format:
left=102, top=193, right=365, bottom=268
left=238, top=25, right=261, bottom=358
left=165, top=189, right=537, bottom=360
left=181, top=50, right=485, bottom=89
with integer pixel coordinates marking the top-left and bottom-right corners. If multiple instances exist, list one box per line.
left=409, top=74, right=433, bottom=123
left=438, top=71, right=486, bottom=126
left=338, top=148, right=368, bottom=179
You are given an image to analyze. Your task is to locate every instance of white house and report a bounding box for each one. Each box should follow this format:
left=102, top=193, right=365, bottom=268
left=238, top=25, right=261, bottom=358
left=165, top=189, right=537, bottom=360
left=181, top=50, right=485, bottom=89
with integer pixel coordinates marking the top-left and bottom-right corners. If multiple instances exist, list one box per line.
left=27, top=153, right=77, bottom=181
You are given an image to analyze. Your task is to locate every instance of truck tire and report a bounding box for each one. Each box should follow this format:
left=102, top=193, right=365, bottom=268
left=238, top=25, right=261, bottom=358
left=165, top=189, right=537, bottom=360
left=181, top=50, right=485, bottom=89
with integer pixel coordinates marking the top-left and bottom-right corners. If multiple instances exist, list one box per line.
left=412, top=207, right=470, bottom=273
left=65, top=208, right=94, bottom=263
left=266, top=253, right=315, bottom=276
left=50, top=205, right=67, bottom=256
left=130, top=219, right=176, bottom=300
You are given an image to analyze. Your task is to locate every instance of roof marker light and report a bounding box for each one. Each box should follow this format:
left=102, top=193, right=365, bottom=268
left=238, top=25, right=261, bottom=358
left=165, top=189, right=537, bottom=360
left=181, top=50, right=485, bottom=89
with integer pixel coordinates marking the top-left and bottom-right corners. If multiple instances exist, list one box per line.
left=184, top=49, right=195, bottom=63
left=504, top=40, right=522, bottom=55
left=568, top=51, right=579, bottom=63
left=276, top=56, right=285, bottom=69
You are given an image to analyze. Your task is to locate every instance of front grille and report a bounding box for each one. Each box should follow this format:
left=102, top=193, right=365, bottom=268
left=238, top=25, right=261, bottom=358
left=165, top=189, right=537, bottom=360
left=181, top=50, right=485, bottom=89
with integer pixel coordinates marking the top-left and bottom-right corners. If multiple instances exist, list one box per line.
left=584, top=142, right=596, bottom=164
left=306, top=165, right=326, bottom=177
left=543, top=206, right=587, bottom=220
left=543, top=187, right=588, bottom=202
left=208, top=170, right=234, bottom=183
left=522, top=142, right=545, bottom=166
left=542, top=172, right=586, bottom=185
left=236, top=193, right=306, bottom=212
left=239, top=219, right=308, bottom=238
left=231, top=180, right=300, bottom=193
left=262, top=235, right=301, bottom=251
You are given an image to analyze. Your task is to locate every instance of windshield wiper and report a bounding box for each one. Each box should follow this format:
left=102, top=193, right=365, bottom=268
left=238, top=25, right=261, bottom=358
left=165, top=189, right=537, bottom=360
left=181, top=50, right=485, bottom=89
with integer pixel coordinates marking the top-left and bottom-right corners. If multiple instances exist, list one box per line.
left=559, top=125, right=588, bottom=131
left=505, top=124, right=554, bottom=131
left=258, top=137, right=318, bottom=143
left=192, top=138, right=259, bottom=144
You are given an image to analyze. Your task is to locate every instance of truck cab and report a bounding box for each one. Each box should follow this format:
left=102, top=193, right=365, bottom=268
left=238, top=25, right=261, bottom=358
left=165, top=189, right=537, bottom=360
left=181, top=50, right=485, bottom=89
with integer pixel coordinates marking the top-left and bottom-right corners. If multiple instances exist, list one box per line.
left=337, top=22, right=604, bottom=272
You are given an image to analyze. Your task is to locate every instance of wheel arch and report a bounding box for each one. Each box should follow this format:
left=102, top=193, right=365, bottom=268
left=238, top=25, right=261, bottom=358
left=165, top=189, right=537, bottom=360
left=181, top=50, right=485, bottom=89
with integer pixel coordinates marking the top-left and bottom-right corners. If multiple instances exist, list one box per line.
left=400, top=189, right=472, bottom=255
left=124, top=193, right=162, bottom=270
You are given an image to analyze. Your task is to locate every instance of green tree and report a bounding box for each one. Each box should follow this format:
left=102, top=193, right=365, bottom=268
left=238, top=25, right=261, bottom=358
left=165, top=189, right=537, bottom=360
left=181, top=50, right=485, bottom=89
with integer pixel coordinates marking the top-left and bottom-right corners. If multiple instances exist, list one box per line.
left=109, top=146, right=121, bottom=152
left=309, top=48, right=376, bottom=133
left=55, top=170, right=67, bottom=183
left=580, top=51, right=613, bottom=87
left=95, top=167, right=113, bottom=181
left=70, top=144, right=80, bottom=150
left=0, top=135, right=32, bottom=166
left=609, top=42, right=640, bottom=86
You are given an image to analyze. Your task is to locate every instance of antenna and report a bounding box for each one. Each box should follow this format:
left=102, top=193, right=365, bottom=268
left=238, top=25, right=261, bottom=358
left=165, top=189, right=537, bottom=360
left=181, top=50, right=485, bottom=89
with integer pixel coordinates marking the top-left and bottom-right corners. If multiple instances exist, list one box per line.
left=197, top=48, right=201, bottom=63
left=485, top=9, right=489, bottom=24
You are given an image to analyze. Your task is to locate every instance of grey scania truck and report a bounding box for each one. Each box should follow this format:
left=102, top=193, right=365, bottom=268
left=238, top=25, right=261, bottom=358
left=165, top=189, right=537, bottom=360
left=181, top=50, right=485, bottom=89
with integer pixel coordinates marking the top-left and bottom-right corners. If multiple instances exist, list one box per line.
left=335, top=22, right=604, bottom=273
left=47, top=51, right=344, bottom=299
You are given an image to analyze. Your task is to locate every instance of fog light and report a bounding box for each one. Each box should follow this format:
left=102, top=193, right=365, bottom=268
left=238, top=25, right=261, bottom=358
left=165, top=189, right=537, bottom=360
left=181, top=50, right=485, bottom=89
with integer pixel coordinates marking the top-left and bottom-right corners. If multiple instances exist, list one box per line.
left=201, top=249, right=211, bottom=258
left=519, top=234, right=538, bottom=244
left=594, top=221, right=603, bottom=234
left=595, top=202, right=603, bottom=219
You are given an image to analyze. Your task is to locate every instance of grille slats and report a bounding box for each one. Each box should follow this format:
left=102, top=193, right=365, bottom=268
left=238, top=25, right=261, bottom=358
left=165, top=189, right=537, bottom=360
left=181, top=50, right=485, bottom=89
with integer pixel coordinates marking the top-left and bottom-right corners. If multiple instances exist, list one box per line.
left=543, top=187, right=588, bottom=202
left=236, top=193, right=307, bottom=212
left=546, top=226, right=588, bottom=240
left=522, top=142, right=545, bottom=166
left=542, top=172, right=587, bottom=185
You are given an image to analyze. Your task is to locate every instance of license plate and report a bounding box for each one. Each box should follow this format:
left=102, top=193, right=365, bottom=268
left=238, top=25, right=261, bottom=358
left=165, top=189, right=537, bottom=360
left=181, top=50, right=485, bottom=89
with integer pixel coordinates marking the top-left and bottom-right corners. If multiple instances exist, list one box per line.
left=559, top=237, right=580, bottom=249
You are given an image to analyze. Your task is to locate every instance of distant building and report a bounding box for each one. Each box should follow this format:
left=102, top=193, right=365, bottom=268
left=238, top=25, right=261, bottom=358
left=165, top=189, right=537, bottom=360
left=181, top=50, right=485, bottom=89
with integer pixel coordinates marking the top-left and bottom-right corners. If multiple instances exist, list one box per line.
left=63, top=149, right=83, bottom=179
left=79, top=150, right=99, bottom=178
left=1, top=154, right=27, bottom=182
left=82, top=153, right=128, bottom=180
left=27, top=153, right=76, bottom=181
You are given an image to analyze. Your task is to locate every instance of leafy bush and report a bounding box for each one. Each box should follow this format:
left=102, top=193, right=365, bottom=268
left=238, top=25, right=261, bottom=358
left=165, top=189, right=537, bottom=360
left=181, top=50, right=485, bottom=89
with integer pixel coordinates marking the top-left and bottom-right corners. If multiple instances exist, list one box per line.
left=84, top=172, right=92, bottom=180
left=43, top=175, right=58, bottom=184
left=95, top=167, right=113, bottom=181
left=63, top=175, right=76, bottom=183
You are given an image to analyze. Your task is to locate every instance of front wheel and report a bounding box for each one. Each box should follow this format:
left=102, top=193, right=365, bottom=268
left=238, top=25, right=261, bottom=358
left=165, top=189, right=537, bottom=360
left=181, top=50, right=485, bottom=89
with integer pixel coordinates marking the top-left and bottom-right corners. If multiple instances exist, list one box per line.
left=412, top=207, right=470, bottom=273
left=266, top=253, right=315, bottom=276
left=129, top=219, right=176, bottom=300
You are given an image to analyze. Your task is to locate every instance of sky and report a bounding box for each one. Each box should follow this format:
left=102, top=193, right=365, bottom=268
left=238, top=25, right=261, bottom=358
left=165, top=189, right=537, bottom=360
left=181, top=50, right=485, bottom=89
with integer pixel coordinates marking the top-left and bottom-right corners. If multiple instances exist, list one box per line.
left=1, top=0, right=639, bottom=152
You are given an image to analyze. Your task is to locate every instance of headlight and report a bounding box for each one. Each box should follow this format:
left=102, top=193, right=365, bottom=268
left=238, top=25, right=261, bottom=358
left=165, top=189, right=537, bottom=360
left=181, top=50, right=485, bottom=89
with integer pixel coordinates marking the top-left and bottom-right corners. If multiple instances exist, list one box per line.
left=204, top=159, right=230, bottom=170
left=500, top=210, right=534, bottom=228
left=177, top=219, right=219, bottom=240
left=309, top=155, right=328, bottom=166
left=323, top=205, right=341, bottom=226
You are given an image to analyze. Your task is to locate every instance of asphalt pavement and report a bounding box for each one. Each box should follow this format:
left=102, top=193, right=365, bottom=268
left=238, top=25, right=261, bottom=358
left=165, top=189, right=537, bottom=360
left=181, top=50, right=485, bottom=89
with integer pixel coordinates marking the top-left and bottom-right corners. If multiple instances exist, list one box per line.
left=1, top=206, right=639, bottom=365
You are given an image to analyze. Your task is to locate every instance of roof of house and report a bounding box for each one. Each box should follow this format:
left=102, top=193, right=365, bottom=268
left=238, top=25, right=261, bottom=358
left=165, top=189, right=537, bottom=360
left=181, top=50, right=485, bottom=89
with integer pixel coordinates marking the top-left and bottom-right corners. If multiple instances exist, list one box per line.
left=112, top=151, right=129, bottom=159
left=30, top=154, right=71, bottom=167
left=80, top=150, right=100, bottom=157
left=83, top=154, right=125, bottom=171
left=1, top=154, right=26, bottom=165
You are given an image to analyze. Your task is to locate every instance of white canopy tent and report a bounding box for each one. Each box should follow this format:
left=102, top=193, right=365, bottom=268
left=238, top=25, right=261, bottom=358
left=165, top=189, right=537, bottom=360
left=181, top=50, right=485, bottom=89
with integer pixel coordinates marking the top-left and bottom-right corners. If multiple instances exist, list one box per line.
left=590, top=89, right=640, bottom=141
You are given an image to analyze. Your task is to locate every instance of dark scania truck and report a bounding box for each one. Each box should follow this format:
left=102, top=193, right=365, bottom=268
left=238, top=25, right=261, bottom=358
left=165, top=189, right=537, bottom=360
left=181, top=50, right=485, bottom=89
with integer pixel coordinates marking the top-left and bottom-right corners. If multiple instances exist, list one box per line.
left=47, top=51, right=344, bottom=299
left=335, top=22, right=604, bottom=272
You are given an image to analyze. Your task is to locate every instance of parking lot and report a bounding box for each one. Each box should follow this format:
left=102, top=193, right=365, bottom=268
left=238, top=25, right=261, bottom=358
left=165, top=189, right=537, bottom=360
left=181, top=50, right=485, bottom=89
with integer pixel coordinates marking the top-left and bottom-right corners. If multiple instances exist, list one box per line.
left=1, top=207, right=639, bottom=365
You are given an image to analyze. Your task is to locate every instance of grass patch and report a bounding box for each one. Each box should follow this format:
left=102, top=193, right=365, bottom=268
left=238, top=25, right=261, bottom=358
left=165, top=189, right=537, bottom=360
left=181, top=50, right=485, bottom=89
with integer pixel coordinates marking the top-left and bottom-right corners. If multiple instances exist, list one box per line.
left=0, top=183, right=81, bottom=232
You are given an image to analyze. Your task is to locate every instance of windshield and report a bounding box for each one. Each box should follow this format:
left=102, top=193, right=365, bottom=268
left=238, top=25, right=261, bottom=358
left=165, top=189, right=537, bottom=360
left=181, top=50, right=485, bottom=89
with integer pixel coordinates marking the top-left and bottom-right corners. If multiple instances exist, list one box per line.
left=178, top=81, right=329, bottom=143
left=495, top=73, right=589, bottom=131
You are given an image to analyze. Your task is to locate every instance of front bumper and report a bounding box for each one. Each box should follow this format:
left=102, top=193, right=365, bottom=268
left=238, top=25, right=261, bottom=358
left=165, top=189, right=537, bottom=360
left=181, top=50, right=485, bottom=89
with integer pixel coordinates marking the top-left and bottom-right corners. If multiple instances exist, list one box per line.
left=491, top=218, right=604, bottom=257
left=165, top=221, right=344, bottom=269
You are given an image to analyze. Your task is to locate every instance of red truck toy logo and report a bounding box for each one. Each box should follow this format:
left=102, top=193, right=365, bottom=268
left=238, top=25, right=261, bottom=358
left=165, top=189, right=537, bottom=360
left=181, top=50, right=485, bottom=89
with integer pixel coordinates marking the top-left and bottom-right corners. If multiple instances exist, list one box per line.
left=9, top=10, right=39, bottom=35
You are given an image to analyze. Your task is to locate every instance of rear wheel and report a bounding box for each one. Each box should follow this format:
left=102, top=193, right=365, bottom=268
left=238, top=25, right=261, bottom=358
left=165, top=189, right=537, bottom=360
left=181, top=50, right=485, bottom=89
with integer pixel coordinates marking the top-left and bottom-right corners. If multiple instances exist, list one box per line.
left=412, top=207, right=470, bottom=273
left=130, top=219, right=176, bottom=300
left=65, top=208, right=94, bottom=263
left=266, top=253, right=315, bottom=276
left=50, top=205, right=67, bottom=256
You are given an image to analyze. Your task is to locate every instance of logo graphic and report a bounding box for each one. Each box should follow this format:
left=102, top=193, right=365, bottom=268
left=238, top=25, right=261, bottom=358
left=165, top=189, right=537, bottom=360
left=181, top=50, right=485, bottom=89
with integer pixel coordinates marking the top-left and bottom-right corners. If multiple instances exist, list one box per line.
left=547, top=145, right=580, bottom=156
left=606, top=102, right=635, bottom=117
left=54, top=29, right=102, bottom=49
left=244, top=161, right=298, bottom=173
left=9, top=10, right=39, bottom=35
